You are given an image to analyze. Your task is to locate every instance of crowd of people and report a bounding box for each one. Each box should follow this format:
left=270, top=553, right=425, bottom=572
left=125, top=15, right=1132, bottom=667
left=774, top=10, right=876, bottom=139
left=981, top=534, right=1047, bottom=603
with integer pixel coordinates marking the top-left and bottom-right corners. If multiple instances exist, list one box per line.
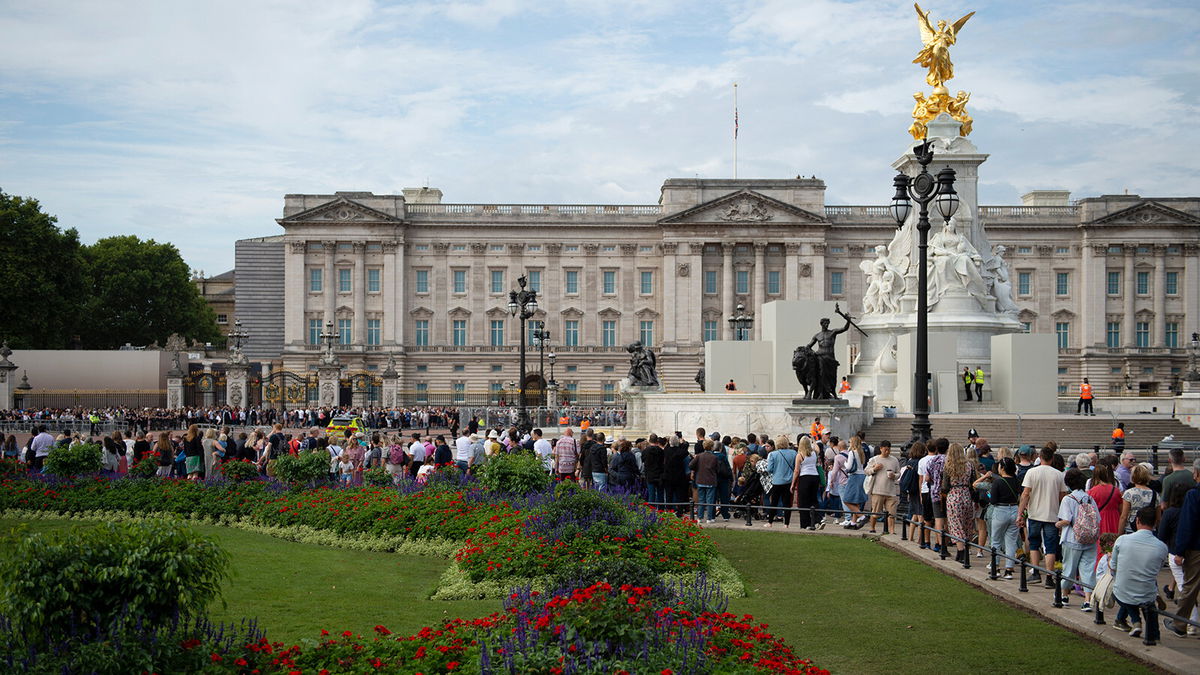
left=8, top=414, right=1200, bottom=648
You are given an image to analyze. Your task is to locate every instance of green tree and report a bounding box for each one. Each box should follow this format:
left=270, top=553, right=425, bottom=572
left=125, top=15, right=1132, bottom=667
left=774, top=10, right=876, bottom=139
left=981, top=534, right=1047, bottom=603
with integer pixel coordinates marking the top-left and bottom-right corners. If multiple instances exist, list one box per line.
left=0, top=189, right=85, bottom=348
left=80, top=235, right=221, bottom=348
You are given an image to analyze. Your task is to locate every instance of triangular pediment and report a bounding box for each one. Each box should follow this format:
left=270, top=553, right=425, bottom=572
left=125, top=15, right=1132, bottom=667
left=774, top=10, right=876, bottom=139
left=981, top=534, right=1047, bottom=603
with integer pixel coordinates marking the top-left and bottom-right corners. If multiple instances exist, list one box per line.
left=278, top=197, right=402, bottom=224
left=658, top=189, right=826, bottom=225
left=1089, top=201, right=1200, bottom=226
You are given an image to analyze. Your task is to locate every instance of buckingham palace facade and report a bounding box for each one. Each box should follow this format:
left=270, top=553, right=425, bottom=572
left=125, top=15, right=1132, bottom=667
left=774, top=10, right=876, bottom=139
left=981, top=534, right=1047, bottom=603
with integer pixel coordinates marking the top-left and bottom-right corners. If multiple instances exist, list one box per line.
left=230, top=178, right=1200, bottom=406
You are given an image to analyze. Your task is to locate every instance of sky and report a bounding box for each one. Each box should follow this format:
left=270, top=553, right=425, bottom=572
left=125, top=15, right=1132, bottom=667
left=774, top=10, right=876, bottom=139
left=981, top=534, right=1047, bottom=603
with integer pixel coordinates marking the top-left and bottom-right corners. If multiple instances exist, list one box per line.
left=1, top=0, right=1197, bottom=274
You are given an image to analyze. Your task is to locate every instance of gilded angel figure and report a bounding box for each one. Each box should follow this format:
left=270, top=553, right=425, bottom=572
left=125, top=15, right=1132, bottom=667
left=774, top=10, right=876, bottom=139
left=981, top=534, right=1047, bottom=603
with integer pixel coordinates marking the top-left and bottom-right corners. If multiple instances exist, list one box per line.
left=913, top=3, right=975, bottom=90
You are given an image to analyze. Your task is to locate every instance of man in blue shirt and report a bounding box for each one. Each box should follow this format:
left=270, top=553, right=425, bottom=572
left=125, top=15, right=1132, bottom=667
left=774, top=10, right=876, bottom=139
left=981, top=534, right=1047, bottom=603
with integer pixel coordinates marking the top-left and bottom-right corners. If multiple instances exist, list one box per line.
left=1112, top=506, right=1170, bottom=645
left=1165, top=459, right=1200, bottom=638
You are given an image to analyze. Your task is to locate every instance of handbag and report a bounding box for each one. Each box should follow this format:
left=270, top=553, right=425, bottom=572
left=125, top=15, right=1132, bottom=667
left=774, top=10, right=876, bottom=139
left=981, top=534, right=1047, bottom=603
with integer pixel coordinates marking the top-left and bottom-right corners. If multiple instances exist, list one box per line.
left=1092, top=571, right=1115, bottom=610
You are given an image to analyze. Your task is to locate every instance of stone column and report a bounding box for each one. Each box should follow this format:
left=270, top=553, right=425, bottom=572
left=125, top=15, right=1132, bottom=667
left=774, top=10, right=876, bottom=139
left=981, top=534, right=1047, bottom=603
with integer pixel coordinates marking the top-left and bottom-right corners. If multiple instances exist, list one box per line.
left=810, top=243, right=827, bottom=301
left=785, top=243, right=800, bottom=301
left=471, top=243, right=488, bottom=344
left=1186, top=245, right=1200, bottom=342
left=687, top=242, right=704, bottom=346
left=1079, top=243, right=1097, bottom=348
left=225, top=364, right=249, bottom=410
left=382, top=242, right=398, bottom=344
left=1154, top=245, right=1166, bottom=347
left=1123, top=244, right=1136, bottom=347
left=432, top=243, right=450, bottom=344
left=753, top=242, right=766, bottom=339
left=166, top=373, right=184, bottom=410
left=662, top=242, right=678, bottom=346
left=545, top=381, right=559, bottom=409
left=722, top=243, right=734, bottom=338
left=353, top=241, right=366, bottom=345
left=284, top=241, right=306, bottom=345
left=324, top=240, right=336, bottom=325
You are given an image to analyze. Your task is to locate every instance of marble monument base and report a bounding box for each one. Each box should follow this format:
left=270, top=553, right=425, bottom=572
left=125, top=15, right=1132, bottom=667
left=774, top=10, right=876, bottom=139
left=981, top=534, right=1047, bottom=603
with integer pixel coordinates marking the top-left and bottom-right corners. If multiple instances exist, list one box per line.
left=626, top=391, right=874, bottom=441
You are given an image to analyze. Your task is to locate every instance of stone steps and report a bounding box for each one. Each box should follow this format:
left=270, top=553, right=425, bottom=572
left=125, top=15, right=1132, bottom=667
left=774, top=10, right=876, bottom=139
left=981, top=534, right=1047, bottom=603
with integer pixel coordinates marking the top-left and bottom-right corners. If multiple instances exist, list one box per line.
left=865, top=414, right=1200, bottom=451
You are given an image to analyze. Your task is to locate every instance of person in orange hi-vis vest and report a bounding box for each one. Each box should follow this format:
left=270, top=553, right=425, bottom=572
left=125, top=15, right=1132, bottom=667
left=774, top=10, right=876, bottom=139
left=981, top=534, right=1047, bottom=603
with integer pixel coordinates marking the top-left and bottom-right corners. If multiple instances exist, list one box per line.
left=810, top=417, right=826, bottom=439
left=1077, top=378, right=1095, bottom=416
left=838, top=377, right=851, bottom=395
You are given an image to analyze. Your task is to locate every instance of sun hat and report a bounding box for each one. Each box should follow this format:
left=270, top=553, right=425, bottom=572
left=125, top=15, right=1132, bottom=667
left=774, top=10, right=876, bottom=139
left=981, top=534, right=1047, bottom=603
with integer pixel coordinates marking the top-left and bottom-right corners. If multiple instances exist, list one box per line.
left=487, top=430, right=499, bottom=439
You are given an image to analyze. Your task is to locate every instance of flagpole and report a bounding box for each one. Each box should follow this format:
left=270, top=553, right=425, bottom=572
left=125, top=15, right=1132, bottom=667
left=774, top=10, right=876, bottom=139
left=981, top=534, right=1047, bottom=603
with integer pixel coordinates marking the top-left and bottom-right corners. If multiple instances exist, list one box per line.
left=733, top=83, right=738, bottom=179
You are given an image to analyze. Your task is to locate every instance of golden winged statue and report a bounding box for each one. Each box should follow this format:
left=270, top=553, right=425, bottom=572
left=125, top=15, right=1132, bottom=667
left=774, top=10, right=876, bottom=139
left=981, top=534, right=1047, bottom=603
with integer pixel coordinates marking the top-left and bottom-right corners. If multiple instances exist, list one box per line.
left=913, top=3, right=974, bottom=92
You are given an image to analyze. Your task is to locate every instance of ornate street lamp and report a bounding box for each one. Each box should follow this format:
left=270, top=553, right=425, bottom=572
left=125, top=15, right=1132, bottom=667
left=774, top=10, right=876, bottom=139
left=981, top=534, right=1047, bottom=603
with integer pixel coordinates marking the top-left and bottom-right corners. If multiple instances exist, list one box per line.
left=889, top=139, right=958, bottom=442
left=318, top=320, right=338, bottom=360
left=532, top=325, right=551, bottom=397
left=508, top=275, right=538, bottom=431
left=727, top=303, right=754, bottom=341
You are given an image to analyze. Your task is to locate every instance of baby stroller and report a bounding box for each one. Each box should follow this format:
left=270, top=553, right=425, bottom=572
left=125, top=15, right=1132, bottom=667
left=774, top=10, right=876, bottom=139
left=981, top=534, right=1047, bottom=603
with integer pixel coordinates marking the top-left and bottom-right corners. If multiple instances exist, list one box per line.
left=733, top=469, right=766, bottom=521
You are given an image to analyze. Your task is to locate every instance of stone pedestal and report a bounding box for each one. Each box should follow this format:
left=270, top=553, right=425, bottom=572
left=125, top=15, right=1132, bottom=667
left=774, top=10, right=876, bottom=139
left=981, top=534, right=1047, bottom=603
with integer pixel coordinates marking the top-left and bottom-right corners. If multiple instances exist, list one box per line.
left=546, top=382, right=559, bottom=409
left=785, top=396, right=875, bottom=442
left=317, top=365, right=341, bottom=409
left=226, top=364, right=249, bottom=409
left=167, top=376, right=183, bottom=409
left=619, top=379, right=664, bottom=431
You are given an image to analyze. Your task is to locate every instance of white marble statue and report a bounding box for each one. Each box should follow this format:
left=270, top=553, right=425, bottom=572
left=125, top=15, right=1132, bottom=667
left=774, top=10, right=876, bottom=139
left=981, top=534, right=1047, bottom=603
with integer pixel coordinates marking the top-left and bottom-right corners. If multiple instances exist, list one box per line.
left=927, top=215, right=989, bottom=309
left=985, top=245, right=1019, bottom=315
left=860, top=244, right=905, bottom=314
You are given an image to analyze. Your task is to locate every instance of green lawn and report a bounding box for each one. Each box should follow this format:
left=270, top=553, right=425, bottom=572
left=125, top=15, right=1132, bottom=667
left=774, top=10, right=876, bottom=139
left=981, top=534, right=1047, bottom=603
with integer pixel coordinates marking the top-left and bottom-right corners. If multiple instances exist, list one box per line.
left=710, top=530, right=1148, bottom=674
left=2, top=519, right=1147, bottom=673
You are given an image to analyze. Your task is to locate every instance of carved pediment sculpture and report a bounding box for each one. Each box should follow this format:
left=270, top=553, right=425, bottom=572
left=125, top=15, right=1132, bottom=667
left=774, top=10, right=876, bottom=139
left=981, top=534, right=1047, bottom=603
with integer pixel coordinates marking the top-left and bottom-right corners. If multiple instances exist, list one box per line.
left=720, top=197, right=773, bottom=222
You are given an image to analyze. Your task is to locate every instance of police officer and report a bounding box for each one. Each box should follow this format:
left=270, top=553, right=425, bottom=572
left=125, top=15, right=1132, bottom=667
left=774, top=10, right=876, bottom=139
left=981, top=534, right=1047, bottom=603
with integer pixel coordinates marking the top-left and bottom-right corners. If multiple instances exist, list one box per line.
left=973, top=366, right=985, bottom=402
left=962, top=367, right=973, bottom=401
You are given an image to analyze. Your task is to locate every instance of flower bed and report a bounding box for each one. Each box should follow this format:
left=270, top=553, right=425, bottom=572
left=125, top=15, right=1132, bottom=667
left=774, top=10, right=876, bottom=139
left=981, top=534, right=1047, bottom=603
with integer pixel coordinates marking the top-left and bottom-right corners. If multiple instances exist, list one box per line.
left=0, top=474, right=726, bottom=596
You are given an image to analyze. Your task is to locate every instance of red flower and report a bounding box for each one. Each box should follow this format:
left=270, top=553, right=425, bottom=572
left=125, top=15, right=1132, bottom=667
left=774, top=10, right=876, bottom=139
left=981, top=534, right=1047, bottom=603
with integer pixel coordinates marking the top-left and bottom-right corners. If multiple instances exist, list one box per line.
left=179, top=638, right=201, bottom=650
left=661, top=670, right=674, bottom=675
left=210, top=653, right=223, bottom=662
left=374, top=624, right=392, bottom=635
left=446, top=662, right=461, bottom=671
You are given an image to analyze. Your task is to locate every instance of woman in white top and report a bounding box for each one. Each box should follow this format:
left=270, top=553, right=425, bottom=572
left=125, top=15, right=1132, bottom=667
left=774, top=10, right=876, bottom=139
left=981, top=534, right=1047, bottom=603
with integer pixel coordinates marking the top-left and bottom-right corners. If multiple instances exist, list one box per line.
left=841, top=437, right=869, bottom=528
left=790, top=436, right=823, bottom=530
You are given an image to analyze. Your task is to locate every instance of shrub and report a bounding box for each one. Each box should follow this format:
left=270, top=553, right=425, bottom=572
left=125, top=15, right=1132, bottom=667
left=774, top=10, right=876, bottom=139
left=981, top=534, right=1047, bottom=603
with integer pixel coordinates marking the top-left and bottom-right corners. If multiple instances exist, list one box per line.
left=476, top=451, right=552, bottom=495
left=128, top=451, right=161, bottom=478
left=364, top=466, right=393, bottom=486
left=0, top=518, right=230, bottom=640
left=0, top=457, right=25, bottom=478
left=220, top=458, right=259, bottom=482
left=550, top=558, right=662, bottom=594
left=44, top=442, right=102, bottom=477
left=273, top=451, right=330, bottom=486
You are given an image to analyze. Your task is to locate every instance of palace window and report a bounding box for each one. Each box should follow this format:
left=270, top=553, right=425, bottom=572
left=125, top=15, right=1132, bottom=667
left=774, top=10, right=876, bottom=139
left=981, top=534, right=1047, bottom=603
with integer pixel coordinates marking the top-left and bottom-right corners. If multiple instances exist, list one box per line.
left=414, top=320, right=429, bottom=346
left=367, top=268, right=380, bottom=293
left=1166, top=322, right=1179, bottom=348
left=1020, top=321, right=1032, bottom=333
left=1136, top=321, right=1150, bottom=348
left=1136, top=271, right=1149, bottom=295
left=703, top=320, right=718, bottom=342
left=603, top=270, right=616, bottom=294
left=1166, top=271, right=1178, bottom=295
left=767, top=270, right=781, bottom=295
left=309, top=268, right=323, bottom=292
left=528, top=270, right=541, bottom=292
left=1106, top=321, right=1121, bottom=348
left=640, top=271, right=653, bottom=295
left=602, top=382, right=615, bottom=403
left=415, top=382, right=428, bottom=403
left=1107, top=271, right=1120, bottom=295
left=337, top=318, right=352, bottom=345
left=366, top=319, right=381, bottom=346
left=602, top=320, right=616, bottom=347
left=704, top=270, right=718, bottom=295
left=452, top=382, right=465, bottom=403
left=830, top=271, right=844, bottom=296
left=453, top=270, right=467, bottom=294
left=1056, top=322, right=1069, bottom=349
left=308, top=319, right=322, bottom=345
left=735, top=270, right=750, bottom=294
left=415, top=269, right=429, bottom=293
left=452, top=319, right=467, bottom=346
left=489, top=319, right=505, bottom=347
left=338, top=269, right=352, bottom=293
left=1018, top=272, right=1031, bottom=296
left=1055, top=272, right=1069, bottom=296
left=565, top=270, right=579, bottom=294
left=490, top=270, right=504, bottom=294
left=639, top=320, right=654, bottom=346
left=564, top=320, right=580, bottom=346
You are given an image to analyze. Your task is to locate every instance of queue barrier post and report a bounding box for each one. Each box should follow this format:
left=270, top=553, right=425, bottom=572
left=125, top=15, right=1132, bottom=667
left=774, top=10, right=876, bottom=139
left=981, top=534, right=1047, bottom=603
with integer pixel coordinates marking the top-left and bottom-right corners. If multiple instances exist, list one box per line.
left=1094, top=603, right=1106, bottom=625
left=962, top=542, right=971, bottom=570
left=1052, top=569, right=1064, bottom=608
left=1151, top=444, right=1159, bottom=472
left=988, top=547, right=999, bottom=581
left=1019, top=560, right=1029, bottom=593
left=900, top=514, right=908, bottom=542
left=939, top=530, right=948, bottom=561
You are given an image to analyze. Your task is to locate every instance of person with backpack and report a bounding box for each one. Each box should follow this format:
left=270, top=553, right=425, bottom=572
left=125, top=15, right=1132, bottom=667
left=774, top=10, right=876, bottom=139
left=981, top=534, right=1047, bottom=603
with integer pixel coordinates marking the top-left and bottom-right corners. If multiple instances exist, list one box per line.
left=1057, top=467, right=1100, bottom=610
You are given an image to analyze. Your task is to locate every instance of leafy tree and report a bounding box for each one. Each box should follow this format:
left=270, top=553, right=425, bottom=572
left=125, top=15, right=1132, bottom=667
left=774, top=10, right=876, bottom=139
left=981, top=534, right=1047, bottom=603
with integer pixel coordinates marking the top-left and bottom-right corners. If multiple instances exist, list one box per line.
left=80, top=235, right=221, bottom=348
left=0, top=189, right=85, bottom=348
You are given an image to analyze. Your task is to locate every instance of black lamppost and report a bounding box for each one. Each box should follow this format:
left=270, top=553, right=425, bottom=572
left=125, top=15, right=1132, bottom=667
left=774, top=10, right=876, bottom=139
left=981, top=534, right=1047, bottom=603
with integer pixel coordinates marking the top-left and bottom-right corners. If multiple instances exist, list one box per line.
left=889, top=139, right=959, bottom=442
left=728, top=303, right=754, bottom=341
left=1186, top=332, right=1200, bottom=383
left=508, top=275, right=538, bottom=432
left=532, top=325, right=551, bottom=392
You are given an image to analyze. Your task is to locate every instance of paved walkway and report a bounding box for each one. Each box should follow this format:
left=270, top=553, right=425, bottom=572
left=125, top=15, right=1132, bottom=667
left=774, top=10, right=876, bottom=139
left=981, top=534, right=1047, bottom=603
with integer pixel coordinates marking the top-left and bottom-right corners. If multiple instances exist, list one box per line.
left=699, top=517, right=1200, bottom=675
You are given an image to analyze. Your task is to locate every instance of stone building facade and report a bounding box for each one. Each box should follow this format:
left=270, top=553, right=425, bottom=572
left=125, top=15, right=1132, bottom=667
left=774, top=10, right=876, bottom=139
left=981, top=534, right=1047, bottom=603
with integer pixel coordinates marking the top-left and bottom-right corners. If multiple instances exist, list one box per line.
left=230, top=179, right=1200, bottom=406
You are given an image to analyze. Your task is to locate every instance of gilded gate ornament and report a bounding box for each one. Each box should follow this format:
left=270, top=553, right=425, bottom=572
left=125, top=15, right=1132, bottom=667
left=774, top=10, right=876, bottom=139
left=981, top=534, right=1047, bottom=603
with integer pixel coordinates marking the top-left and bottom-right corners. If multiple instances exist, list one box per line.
left=909, top=3, right=975, bottom=139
